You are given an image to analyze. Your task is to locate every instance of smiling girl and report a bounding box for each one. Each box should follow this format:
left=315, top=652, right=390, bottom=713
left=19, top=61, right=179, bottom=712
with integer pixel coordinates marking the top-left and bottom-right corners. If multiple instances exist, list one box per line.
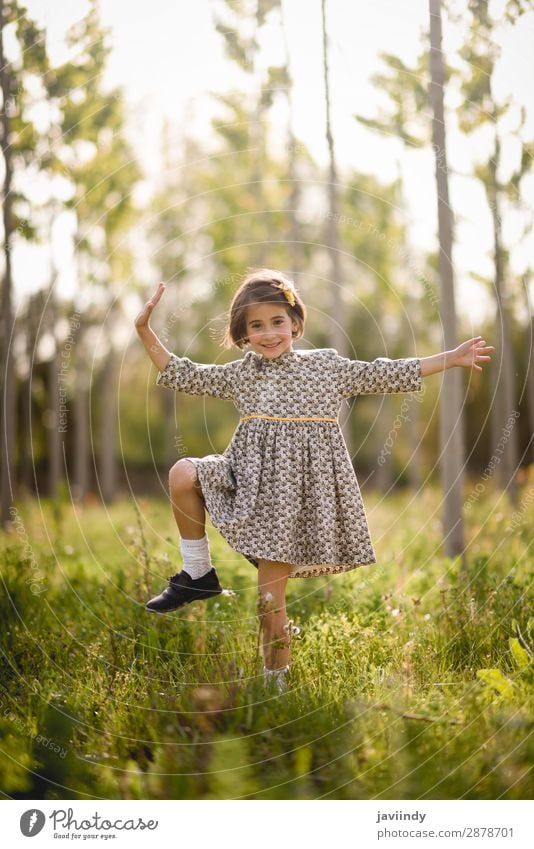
left=134, top=268, right=494, bottom=692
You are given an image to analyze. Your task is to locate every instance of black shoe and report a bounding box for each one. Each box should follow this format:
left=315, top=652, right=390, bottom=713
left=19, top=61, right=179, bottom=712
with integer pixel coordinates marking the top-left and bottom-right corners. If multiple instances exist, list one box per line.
left=145, top=568, right=222, bottom=614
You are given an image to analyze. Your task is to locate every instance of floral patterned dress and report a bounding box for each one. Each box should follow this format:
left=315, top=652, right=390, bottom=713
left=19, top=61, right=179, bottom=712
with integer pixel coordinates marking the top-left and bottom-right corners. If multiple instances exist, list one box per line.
left=156, top=348, right=422, bottom=579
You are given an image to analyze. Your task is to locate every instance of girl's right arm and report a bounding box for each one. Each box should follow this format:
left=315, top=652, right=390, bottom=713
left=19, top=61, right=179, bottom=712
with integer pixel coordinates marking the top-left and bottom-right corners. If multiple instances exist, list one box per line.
left=137, top=282, right=239, bottom=401
left=135, top=282, right=173, bottom=372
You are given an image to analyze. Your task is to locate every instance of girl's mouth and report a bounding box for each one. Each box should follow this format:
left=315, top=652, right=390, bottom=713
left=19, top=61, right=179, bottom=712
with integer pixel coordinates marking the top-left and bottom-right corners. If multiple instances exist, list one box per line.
left=262, top=342, right=280, bottom=349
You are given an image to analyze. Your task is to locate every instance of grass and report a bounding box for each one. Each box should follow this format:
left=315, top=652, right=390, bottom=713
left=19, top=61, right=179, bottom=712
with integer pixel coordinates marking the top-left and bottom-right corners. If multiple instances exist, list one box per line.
left=0, top=484, right=532, bottom=800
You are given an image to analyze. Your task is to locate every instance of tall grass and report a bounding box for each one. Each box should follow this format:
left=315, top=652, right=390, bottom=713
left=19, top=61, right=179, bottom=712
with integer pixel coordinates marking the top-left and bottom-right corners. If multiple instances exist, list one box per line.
left=1, top=485, right=532, bottom=800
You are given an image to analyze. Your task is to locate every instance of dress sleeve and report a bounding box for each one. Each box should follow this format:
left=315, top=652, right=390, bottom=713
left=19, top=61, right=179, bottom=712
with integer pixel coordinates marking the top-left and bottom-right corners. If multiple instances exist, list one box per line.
left=333, top=354, right=423, bottom=398
left=155, top=353, right=238, bottom=401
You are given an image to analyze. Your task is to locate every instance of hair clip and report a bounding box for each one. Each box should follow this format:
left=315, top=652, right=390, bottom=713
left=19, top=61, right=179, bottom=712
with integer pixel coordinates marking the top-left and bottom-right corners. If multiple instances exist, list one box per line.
left=275, top=281, right=296, bottom=307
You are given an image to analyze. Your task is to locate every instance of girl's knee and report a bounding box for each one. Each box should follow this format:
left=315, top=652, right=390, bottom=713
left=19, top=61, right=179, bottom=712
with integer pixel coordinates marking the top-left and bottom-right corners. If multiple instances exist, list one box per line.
left=169, top=458, right=198, bottom=492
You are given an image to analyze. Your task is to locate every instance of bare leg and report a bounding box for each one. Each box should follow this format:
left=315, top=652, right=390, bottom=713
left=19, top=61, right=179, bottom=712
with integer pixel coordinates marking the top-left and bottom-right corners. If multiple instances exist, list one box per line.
left=168, top=458, right=206, bottom=540
left=257, top=559, right=293, bottom=669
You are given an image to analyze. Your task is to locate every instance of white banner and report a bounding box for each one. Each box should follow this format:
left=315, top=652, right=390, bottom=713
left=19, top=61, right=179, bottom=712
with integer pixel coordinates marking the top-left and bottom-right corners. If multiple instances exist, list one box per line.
left=3, top=800, right=532, bottom=848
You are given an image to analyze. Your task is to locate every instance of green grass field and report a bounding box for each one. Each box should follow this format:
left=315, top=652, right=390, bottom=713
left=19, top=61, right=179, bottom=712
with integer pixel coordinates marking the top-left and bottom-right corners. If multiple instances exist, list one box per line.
left=1, top=485, right=532, bottom=800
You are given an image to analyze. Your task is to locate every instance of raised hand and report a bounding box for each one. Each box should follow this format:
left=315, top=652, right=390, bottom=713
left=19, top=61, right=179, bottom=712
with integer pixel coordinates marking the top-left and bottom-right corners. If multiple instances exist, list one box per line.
left=134, top=282, right=166, bottom=331
left=452, top=336, right=495, bottom=371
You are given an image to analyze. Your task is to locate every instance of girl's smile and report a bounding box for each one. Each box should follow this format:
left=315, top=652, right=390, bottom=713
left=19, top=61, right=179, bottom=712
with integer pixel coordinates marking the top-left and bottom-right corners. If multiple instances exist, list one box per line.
left=245, top=303, right=298, bottom=359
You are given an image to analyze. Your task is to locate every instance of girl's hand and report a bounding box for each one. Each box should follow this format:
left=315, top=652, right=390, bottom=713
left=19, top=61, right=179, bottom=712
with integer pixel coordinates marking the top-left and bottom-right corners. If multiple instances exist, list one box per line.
left=451, top=336, right=495, bottom=371
left=134, top=282, right=166, bottom=331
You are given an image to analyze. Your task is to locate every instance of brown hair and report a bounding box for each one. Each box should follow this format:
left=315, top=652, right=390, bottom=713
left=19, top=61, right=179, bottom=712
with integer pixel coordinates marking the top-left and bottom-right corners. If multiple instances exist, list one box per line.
left=221, top=268, right=306, bottom=350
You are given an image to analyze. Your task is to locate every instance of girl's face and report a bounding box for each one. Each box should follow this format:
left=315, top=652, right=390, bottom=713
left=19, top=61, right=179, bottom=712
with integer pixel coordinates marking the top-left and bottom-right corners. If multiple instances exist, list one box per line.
left=245, top=302, right=298, bottom=359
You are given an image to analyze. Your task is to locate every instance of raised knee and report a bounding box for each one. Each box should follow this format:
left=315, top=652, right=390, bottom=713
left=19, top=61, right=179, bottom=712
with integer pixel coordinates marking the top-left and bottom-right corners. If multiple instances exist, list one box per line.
left=169, top=458, right=198, bottom=492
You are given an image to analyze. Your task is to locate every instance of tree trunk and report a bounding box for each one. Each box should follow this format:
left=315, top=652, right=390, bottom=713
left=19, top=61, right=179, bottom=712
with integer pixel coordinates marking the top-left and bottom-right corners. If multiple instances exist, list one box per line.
left=280, top=2, right=301, bottom=272
left=0, top=0, right=16, bottom=527
left=47, top=351, right=62, bottom=498
left=46, top=282, right=62, bottom=499
left=19, top=298, right=40, bottom=494
left=488, top=135, right=518, bottom=504
left=321, top=0, right=353, bottom=459
left=72, top=318, right=90, bottom=503
left=163, top=390, right=178, bottom=468
left=374, top=396, right=395, bottom=492
left=523, top=273, right=534, bottom=467
left=397, top=196, right=425, bottom=493
left=19, top=375, right=32, bottom=495
left=99, top=343, right=117, bottom=503
left=250, top=0, right=267, bottom=267
left=321, top=0, right=344, bottom=354
left=73, top=379, right=90, bottom=503
left=428, top=0, right=465, bottom=565
left=286, top=130, right=301, bottom=272
left=402, top=298, right=423, bottom=491
left=406, top=394, right=423, bottom=490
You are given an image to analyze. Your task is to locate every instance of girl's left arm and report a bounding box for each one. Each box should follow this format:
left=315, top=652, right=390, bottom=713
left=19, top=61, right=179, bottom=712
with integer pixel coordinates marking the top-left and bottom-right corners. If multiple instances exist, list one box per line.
left=420, top=336, right=495, bottom=377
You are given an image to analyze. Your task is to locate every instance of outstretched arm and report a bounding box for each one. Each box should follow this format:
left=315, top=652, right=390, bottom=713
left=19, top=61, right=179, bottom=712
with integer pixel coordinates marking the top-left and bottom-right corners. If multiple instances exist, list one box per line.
left=419, top=336, right=495, bottom=377
left=135, top=282, right=173, bottom=372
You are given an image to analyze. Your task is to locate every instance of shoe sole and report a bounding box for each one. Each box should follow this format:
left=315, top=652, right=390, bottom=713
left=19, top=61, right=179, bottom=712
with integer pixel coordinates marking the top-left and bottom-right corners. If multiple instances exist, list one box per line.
left=145, top=586, right=223, bottom=614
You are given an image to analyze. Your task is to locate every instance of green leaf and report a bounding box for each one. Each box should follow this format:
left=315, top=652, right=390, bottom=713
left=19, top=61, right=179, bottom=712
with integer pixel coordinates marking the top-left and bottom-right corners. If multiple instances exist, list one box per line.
left=509, top=638, right=531, bottom=670
left=476, top=668, right=515, bottom=699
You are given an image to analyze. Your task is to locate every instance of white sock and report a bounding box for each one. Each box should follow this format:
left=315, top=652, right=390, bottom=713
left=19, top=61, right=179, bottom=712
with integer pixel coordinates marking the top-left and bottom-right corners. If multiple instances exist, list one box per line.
left=180, top=534, right=213, bottom=579
left=263, top=664, right=290, bottom=693
left=263, top=664, right=290, bottom=676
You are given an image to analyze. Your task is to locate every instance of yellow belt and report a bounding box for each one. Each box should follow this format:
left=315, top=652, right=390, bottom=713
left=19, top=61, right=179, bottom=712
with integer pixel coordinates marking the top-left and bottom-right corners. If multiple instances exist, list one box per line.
left=239, top=414, right=338, bottom=422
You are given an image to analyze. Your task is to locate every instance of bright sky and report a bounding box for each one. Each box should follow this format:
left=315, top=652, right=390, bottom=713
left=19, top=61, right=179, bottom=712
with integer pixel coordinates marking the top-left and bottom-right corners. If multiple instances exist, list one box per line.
left=15, top=0, right=534, bottom=324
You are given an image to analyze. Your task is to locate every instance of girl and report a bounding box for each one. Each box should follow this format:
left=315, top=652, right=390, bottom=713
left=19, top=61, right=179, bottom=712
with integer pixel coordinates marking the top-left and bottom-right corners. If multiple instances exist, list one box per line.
left=134, top=268, right=494, bottom=693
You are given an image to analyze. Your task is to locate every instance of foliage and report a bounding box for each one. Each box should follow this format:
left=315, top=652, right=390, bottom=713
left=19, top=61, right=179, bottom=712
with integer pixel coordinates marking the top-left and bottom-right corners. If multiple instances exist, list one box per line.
left=1, top=487, right=532, bottom=799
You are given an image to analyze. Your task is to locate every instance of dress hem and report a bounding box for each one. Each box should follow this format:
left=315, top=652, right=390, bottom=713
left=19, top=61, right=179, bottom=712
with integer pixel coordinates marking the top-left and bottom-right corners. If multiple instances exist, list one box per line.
left=211, top=529, right=378, bottom=579
left=184, top=454, right=379, bottom=579
left=204, top=513, right=378, bottom=580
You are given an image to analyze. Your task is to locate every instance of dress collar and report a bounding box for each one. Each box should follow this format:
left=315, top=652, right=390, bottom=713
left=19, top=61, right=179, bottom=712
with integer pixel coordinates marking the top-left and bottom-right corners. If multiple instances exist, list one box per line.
left=251, top=348, right=299, bottom=363
left=249, top=348, right=299, bottom=372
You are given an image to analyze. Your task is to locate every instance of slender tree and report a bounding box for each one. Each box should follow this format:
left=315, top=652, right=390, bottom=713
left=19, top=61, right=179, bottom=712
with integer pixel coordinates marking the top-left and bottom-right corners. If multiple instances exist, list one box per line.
left=320, top=0, right=353, bottom=463
left=46, top=0, right=141, bottom=503
left=45, top=277, right=61, bottom=500
left=18, top=293, right=41, bottom=494
left=522, top=271, right=534, bottom=466
left=0, top=0, right=15, bottom=527
left=320, top=0, right=344, bottom=356
left=1, top=0, right=48, bottom=526
left=354, top=48, right=449, bottom=491
left=454, top=0, right=534, bottom=504
left=428, top=0, right=465, bottom=562
left=279, top=1, right=302, bottom=272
